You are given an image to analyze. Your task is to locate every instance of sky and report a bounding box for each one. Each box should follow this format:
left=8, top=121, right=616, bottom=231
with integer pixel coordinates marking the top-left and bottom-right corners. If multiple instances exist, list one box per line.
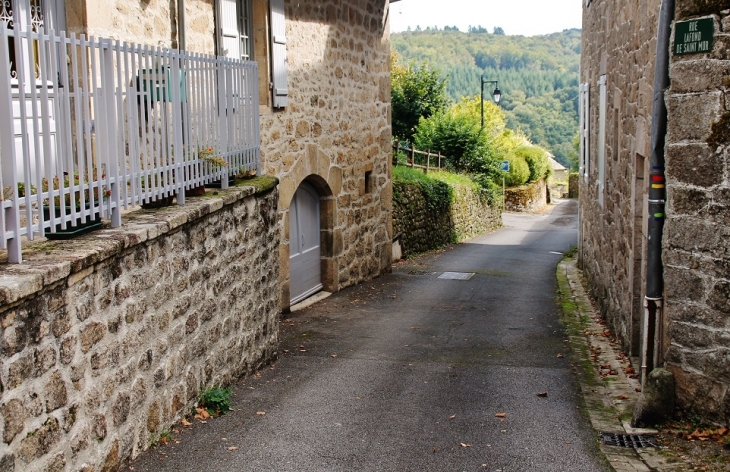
left=389, top=0, right=583, bottom=37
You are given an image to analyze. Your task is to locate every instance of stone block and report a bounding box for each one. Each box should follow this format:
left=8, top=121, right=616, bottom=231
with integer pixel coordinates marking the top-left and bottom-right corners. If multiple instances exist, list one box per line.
left=44, top=371, right=68, bottom=413
left=666, top=91, right=723, bottom=143
left=1, top=399, right=25, bottom=444
left=80, top=322, right=106, bottom=353
left=18, top=417, right=60, bottom=464
left=666, top=143, right=724, bottom=188
left=669, top=59, right=728, bottom=94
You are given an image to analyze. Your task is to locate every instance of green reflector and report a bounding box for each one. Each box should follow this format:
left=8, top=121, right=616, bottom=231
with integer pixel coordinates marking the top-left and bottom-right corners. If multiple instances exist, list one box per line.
left=654, top=213, right=664, bottom=218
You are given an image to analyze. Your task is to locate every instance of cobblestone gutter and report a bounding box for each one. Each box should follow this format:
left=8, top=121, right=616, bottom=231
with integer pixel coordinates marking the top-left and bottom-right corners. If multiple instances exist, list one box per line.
left=0, top=178, right=280, bottom=471
left=558, top=259, right=687, bottom=471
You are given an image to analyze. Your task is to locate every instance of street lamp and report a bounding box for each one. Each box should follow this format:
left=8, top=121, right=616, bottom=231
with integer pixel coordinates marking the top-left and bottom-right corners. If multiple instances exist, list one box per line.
left=480, top=76, right=501, bottom=128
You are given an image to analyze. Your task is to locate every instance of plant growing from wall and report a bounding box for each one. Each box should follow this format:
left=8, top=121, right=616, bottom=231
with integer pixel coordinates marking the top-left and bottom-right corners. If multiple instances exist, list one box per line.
left=199, top=386, right=232, bottom=416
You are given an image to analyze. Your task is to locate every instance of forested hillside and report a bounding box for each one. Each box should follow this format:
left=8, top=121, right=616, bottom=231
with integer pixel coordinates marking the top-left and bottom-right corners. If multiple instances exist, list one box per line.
left=392, top=28, right=580, bottom=165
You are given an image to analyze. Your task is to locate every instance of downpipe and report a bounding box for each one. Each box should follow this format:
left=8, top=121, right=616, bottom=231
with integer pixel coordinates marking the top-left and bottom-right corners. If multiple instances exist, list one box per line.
left=641, top=0, right=674, bottom=387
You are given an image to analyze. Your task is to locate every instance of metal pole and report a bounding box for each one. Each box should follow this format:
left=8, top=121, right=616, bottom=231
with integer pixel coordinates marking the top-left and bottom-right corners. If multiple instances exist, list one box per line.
left=480, top=75, right=485, bottom=128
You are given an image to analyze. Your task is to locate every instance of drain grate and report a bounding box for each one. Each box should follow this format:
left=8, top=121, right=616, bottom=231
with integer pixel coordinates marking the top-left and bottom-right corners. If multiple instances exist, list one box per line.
left=407, top=270, right=436, bottom=276
left=600, top=432, right=658, bottom=449
left=438, top=272, right=475, bottom=280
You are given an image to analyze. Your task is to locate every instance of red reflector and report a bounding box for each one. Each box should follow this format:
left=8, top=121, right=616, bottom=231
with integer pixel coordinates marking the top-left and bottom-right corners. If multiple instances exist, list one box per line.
left=651, top=175, right=665, bottom=182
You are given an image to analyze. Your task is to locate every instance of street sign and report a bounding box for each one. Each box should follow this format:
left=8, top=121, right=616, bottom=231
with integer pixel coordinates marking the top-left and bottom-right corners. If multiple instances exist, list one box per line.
left=674, top=18, right=713, bottom=55
left=500, top=160, right=510, bottom=172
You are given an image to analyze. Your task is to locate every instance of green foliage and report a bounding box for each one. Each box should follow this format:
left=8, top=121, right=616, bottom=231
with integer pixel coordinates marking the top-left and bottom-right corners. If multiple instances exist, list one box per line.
left=512, top=145, right=549, bottom=182
left=393, top=166, right=453, bottom=213
left=391, top=53, right=450, bottom=142
left=392, top=28, right=581, bottom=166
left=505, top=155, right=530, bottom=186
left=199, top=386, right=232, bottom=416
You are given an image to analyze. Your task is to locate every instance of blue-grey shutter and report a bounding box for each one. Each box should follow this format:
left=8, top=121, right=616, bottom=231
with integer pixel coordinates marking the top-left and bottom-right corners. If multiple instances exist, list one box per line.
left=270, top=0, right=287, bottom=108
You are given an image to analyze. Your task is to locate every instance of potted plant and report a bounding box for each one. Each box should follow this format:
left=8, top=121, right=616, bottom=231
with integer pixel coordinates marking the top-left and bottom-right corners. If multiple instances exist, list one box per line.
left=199, top=147, right=234, bottom=189
left=41, top=172, right=108, bottom=239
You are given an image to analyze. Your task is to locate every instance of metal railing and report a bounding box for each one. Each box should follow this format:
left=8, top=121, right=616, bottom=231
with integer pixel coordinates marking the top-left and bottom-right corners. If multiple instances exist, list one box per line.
left=0, top=25, right=260, bottom=262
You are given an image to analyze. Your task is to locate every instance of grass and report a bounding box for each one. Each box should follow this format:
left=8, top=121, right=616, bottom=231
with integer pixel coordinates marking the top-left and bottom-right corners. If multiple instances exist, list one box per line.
left=393, top=166, right=478, bottom=190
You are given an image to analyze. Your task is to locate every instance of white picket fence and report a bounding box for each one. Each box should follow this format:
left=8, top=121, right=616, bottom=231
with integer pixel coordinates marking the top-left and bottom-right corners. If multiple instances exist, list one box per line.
left=0, top=24, right=260, bottom=262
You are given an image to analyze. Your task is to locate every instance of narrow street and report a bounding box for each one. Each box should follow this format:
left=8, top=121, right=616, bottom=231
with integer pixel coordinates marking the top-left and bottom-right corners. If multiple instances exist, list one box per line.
left=132, top=199, right=607, bottom=471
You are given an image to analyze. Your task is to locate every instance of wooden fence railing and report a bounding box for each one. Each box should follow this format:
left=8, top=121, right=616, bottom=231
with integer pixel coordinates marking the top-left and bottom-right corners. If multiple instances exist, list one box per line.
left=392, top=143, right=445, bottom=173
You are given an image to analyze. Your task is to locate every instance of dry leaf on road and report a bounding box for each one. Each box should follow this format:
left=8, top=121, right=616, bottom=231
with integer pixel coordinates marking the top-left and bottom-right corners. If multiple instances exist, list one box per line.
left=181, top=418, right=192, bottom=427
left=495, top=413, right=506, bottom=418
left=536, top=392, right=548, bottom=397
left=460, top=443, right=471, bottom=448
left=227, top=446, right=238, bottom=451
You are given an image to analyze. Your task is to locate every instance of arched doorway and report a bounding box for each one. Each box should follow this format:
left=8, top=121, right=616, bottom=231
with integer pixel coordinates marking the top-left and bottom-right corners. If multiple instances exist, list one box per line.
left=289, top=181, right=322, bottom=304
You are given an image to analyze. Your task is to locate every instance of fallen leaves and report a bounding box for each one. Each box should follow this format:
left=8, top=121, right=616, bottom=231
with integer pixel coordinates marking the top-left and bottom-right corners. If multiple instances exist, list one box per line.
left=227, top=446, right=238, bottom=451
left=181, top=418, right=192, bottom=427
left=449, top=414, right=456, bottom=419
left=536, top=392, right=548, bottom=397
left=556, top=353, right=564, bottom=358
left=460, top=443, right=472, bottom=448
left=256, top=411, right=266, bottom=416
left=495, top=413, right=506, bottom=418
left=194, top=408, right=211, bottom=420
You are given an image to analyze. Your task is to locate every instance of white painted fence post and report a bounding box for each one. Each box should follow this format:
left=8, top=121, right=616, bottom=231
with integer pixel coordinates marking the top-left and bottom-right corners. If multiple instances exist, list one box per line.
left=0, top=25, right=22, bottom=262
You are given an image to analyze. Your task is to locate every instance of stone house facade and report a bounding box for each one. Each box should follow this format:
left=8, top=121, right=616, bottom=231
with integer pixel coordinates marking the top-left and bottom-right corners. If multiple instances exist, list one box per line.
left=0, top=0, right=392, bottom=469
left=580, top=0, right=730, bottom=424
left=63, top=0, right=393, bottom=310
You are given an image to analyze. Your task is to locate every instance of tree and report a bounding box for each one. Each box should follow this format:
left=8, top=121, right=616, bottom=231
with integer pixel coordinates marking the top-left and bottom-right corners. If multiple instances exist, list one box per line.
left=493, top=26, right=505, bottom=35
left=413, top=96, right=504, bottom=177
left=391, top=53, right=450, bottom=142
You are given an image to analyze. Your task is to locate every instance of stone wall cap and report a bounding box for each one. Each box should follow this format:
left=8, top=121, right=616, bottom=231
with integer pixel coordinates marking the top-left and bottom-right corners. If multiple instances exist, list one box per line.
left=0, top=176, right=279, bottom=305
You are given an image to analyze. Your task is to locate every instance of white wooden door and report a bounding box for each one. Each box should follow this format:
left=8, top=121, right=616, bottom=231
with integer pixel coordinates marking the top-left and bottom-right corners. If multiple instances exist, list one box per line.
left=289, top=182, right=322, bottom=305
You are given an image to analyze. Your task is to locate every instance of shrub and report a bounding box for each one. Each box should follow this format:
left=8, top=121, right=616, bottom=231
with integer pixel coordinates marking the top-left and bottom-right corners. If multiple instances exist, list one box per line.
left=504, top=155, right=530, bottom=187
left=513, top=145, right=549, bottom=182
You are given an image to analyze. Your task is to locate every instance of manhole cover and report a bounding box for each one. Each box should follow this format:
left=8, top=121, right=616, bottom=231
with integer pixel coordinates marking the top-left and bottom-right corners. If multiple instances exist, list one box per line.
left=600, top=432, right=658, bottom=449
left=438, top=272, right=475, bottom=280
left=407, top=270, right=436, bottom=276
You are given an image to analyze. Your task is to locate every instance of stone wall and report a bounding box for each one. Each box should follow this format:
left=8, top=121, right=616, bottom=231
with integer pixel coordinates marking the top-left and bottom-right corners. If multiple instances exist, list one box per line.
left=581, top=0, right=730, bottom=424
left=392, top=179, right=501, bottom=258
left=568, top=172, right=580, bottom=199
left=259, top=1, right=393, bottom=310
left=578, top=0, right=660, bottom=357
left=662, top=5, right=730, bottom=423
left=0, top=182, right=280, bottom=471
left=504, top=178, right=547, bottom=213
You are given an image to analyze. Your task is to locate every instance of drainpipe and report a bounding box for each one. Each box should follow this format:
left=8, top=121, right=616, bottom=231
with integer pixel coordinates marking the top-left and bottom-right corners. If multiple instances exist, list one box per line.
left=178, top=0, right=187, bottom=50
left=642, top=0, right=674, bottom=385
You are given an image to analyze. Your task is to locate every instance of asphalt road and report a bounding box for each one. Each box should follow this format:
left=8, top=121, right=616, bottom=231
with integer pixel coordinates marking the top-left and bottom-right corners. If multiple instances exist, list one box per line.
left=132, top=199, right=608, bottom=472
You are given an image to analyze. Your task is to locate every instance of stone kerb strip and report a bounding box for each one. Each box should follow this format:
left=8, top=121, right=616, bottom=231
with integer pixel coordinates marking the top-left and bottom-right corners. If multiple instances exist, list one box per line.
left=0, top=179, right=280, bottom=471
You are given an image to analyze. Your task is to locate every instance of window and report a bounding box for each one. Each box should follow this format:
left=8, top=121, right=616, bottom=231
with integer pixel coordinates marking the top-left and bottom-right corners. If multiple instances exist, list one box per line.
left=217, top=0, right=253, bottom=60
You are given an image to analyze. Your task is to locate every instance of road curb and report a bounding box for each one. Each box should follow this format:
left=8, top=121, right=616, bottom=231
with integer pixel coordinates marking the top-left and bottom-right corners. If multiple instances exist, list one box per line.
left=557, top=259, right=685, bottom=471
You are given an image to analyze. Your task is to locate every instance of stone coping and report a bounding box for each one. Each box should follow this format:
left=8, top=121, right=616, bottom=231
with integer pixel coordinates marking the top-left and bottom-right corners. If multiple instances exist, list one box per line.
left=0, top=176, right=279, bottom=307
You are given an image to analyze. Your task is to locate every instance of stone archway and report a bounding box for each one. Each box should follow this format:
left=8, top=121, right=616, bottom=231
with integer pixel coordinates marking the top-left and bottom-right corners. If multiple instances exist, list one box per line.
left=278, top=145, right=341, bottom=312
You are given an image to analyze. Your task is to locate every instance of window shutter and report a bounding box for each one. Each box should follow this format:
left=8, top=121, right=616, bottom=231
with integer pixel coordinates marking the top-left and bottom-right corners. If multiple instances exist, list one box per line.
left=579, top=83, right=590, bottom=183
left=219, top=0, right=241, bottom=59
left=597, top=75, right=607, bottom=207
left=270, top=0, right=287, bottom=108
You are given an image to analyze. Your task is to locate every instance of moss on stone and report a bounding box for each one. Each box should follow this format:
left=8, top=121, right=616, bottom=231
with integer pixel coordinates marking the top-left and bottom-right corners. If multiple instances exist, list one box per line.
left=236, top=175, right=279, bottom=195
left=708, top=112, right=730, bottom=152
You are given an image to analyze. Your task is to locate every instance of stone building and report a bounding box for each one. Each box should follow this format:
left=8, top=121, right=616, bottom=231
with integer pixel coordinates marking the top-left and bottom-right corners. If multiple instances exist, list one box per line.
left=580, top=0, right=730, bottom=424
left=62, top=0, right=393, bottom=310
left=0, top=0, right=392, bottom=469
